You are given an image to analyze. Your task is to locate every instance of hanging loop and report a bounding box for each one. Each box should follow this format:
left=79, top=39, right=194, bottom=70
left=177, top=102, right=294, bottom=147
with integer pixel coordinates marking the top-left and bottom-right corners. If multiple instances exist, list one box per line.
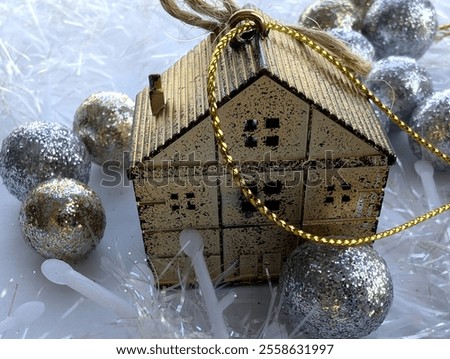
left=228, top=9, right=269, bottom=37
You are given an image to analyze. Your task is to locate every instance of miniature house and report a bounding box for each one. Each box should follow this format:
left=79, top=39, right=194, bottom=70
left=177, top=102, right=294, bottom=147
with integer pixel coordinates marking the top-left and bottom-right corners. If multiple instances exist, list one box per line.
left=129, top=16, right=395, bottom=285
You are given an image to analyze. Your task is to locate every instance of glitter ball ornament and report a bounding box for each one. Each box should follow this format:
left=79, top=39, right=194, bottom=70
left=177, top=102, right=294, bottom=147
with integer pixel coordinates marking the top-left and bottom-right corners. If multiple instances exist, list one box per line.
left=73, top=92, right=135, bottom=166
left=362, top=0, right=438, bottom=59
left=408, top=89, right=450, bottom=172
left=0, top=122, right=91, bottom=201
left=279, top=241, right=393, bottom=339
left=350, top=0, right=374, bottom=18
left=349, top=0, right=375, bottom=30
left=19, top=177, right=106, bottom=262
left=328, top=28, right=375, bottom=63
left=298, top=0, right=357, bottom=30
left=366, top=56, right=433, bottom=132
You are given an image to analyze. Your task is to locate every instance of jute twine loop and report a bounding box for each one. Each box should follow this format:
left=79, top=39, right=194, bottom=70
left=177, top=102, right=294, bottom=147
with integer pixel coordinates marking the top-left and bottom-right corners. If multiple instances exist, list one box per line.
left=160, top=0, right=372, bottom=76
left=160, top=0, right=239, bottom=32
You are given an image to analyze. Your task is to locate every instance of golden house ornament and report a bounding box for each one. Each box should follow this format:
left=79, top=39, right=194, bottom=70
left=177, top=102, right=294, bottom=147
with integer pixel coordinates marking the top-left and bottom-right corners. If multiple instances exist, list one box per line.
left=128, top=8, right=397, bottom=285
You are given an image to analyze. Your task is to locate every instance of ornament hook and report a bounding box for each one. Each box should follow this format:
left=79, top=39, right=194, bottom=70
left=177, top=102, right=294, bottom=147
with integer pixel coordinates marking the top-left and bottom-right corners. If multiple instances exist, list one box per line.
left=228, top=9, right=268, bottom=38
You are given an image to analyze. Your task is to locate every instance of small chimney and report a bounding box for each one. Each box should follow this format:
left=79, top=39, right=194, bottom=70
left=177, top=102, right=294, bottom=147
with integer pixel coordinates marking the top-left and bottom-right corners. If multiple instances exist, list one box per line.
left=148, top=74, right=165, bottom=115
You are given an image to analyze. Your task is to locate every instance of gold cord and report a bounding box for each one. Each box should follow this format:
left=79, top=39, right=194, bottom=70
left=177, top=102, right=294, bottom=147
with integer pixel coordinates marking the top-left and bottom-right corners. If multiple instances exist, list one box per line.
left=207, top=18, right=450, bottom=246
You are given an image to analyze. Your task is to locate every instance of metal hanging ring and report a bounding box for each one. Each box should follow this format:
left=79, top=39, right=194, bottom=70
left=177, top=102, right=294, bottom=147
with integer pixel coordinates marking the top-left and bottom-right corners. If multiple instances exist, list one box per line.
left=228, top=9, right=269, bottom=37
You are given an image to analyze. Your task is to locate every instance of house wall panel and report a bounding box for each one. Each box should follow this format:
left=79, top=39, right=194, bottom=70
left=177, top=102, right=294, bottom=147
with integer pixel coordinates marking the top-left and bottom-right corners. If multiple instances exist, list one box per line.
left=222, top=226, right=299, bottom=283
left=135, top=176, right=220, bottom=231
left=220, top=171, right=304, bottom=227
left=217, top=76, right=310, bottom=163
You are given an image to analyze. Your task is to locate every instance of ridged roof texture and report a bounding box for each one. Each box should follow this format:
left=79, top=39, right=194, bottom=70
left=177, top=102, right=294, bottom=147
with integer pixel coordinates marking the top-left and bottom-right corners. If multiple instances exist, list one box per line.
left=130, top=22, right=395, bottom=165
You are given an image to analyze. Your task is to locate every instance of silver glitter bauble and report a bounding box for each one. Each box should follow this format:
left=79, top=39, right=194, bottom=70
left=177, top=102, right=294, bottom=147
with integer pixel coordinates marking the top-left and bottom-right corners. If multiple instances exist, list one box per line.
left=19, top=177, right=106, bottom=262
left=0, top=122, right=91, bottom=201
left=328, top=28, right=375, bottom=63
left=349, top=0, right=375, bottom=30
left=279, top=241, right=393, bottom=339
left=408, top=90, right=450, bottom=172
left=366, top=56, right=433, bottom=133
left=299, top=0, right=357, bottom=30
left=73, top=92, right=134, bottom=166
left=350, top=0, right=374, bottom=14
left=362, top=0, right=438, bottom=59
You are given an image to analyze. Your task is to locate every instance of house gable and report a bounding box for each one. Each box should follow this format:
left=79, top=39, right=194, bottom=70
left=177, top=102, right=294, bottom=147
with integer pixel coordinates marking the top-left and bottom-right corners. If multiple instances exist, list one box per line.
left=217, top=75, right=310, bottom=163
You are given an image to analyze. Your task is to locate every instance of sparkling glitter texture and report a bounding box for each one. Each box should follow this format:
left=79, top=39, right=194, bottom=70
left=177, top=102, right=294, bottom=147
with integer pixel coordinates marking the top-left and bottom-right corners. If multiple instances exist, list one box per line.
left=0, top=122, right=91, bottom=201
left=366, top=56, right=434, bottom=132
left=350, top=0, right=375, bottom=25
left=279, top=241, right=393, bottom=339
left=328, top=28, right=375, bottom=63
left=19, top=177, right=106, bottom=262
left=298, top=0, right=358, bottom=30
left=73, top=92, right=135, bottom=166
left=408, top=89, right=450, bottom=172
left=362, top=0, right=438, bottom=59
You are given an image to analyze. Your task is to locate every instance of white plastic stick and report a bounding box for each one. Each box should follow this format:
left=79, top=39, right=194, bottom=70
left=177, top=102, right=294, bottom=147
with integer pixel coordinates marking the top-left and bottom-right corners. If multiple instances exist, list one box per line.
left=180, top=229, right=229, bottom=339
left=218, top=291, right=237, bottom=313
left=41, top=259, right=136, bottom=318
left=414, top=159, right=441, bottom=210
left=414, top=159, right=450, bottom=242
left=0, top=301, right=45, bottom=334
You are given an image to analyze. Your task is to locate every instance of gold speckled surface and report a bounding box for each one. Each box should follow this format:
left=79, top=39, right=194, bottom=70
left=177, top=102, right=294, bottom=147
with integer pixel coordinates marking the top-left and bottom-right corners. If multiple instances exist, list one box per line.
left=19, top=177, right=106, bottom=262
left=129, top=9, right=395, bottom=284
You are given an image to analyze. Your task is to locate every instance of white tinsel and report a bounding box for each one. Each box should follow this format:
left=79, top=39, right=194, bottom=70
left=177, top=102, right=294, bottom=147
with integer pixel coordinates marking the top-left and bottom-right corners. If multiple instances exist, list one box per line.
left=0, top=0, right=449, bottom=338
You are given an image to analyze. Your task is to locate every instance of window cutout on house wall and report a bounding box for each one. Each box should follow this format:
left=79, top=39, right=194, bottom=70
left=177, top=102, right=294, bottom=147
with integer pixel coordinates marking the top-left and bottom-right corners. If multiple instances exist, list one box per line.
left=325, top=196, right=334, bottom=204
left=187, top=201, right=196, bottom=210
left=265, top=117, right=280, bottom=129
left=327, top=184, right=335, bottom=192
left=245, top=136, right=258, bottom=148
left=171, top=205, right=180, bottom=211
left=170, top=193, right=179, bottom=200
left=186, top=192, right=195, bottom=199
left=265, top=136, right=279, bottom=147
left=244, top=119, right=258, bottom=131
left=264, top=180, right=282, bottom=195
left=342, top=195, right=351, bottom=203
left=265, top=200, right=280, bottom=211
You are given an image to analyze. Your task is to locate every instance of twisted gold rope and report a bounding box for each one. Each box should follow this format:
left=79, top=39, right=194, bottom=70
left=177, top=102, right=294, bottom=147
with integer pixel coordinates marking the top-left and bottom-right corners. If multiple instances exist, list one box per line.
left=207, top=19, right=450, bottom=246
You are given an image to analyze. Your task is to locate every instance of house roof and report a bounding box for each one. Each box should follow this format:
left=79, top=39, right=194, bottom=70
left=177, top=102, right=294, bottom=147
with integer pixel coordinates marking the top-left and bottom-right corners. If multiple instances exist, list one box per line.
left=130, top=21, right=395, bottom=166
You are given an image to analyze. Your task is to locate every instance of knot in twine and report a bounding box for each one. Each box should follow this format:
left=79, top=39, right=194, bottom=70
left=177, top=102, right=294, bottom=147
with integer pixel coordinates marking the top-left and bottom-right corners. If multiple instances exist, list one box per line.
left=160, top=0, right=372, bottom=76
